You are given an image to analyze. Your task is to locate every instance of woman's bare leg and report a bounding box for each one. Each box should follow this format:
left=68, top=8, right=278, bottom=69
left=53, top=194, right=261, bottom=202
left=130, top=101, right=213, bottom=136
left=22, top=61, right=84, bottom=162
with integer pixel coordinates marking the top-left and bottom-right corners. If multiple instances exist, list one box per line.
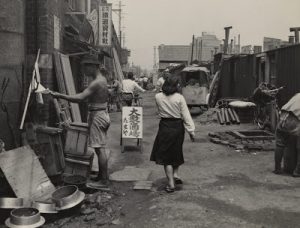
left=164, top=165, right=175, bottom=188
left=173, top=165, right=180, bottom=179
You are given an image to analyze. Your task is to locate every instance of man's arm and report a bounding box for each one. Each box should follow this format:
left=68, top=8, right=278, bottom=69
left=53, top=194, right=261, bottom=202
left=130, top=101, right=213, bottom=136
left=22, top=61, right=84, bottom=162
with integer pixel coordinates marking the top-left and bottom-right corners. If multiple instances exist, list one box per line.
left=50, top=81, right=99, bottom=103
left=133, top=81, right=145, bottom=93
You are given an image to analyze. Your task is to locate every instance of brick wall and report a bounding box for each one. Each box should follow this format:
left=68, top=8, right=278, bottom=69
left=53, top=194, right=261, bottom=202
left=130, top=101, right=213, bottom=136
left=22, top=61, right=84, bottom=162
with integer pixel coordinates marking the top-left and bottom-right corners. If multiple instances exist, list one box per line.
left=25, top=0, right=64, bottom=125
left=0, top=0, right=25, bottom=149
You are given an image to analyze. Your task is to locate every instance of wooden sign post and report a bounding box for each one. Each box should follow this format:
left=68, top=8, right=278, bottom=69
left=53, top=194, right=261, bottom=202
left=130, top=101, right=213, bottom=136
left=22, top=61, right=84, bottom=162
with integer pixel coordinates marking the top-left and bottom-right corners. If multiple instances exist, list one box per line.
left=120, top=106, right=143, bottom=153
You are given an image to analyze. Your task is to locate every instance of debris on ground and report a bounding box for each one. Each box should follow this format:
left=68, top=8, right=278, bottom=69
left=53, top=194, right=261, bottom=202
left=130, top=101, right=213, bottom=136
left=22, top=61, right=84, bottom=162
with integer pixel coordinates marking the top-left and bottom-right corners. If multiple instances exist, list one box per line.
left=44, top=188, right=124, bottom=228
left=195, top=108, right=218, bottom=124
left=208, top=130, right=275, bottom=152
left=133, top=181, right=153, bottom=190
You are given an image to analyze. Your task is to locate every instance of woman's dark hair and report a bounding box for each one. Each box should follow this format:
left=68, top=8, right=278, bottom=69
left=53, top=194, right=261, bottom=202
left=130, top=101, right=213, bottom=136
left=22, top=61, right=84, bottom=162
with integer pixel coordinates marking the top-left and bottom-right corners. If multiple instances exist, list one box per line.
left=162, top=76, right=179, bottom=96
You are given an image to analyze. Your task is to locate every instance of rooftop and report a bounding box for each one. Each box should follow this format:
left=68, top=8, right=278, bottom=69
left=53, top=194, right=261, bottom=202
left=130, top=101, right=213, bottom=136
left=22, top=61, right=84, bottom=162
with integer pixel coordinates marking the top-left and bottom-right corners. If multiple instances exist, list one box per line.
left=158, top=45, right=190, bottom=62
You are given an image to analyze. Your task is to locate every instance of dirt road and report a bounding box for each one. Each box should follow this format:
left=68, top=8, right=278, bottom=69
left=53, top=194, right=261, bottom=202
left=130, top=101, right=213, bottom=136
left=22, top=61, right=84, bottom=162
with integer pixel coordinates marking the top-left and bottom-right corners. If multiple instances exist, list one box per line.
left=105, top=92, right=300, bottom=228
left=40, top=92, right=300, bottom=228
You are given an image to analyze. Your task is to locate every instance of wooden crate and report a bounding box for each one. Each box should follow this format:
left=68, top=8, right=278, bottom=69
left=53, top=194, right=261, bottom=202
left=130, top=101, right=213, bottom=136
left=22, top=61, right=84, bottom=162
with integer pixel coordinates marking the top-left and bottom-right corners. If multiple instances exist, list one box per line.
left=35, top=127, right=65, bottom=177
left=64, top=152, right=94, bottom=178
left=64, top=122, right=89, bottom=156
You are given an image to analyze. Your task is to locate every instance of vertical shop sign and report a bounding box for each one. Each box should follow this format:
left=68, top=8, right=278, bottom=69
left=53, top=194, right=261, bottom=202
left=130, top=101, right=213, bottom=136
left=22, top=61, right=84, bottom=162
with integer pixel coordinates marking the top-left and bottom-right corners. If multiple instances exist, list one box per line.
left=98, top=4, right=112, bottom=46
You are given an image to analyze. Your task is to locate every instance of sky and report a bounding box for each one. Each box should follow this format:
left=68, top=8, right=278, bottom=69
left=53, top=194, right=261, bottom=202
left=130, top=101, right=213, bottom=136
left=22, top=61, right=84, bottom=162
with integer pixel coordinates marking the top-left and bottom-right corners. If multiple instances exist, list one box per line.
left=109, top=0, right=300, bottom=70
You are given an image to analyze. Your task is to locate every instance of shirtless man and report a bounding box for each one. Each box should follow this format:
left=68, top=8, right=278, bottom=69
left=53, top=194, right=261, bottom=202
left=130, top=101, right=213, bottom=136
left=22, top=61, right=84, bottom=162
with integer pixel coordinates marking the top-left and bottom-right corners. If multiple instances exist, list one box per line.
left=50, top=54, right=110, bottom=185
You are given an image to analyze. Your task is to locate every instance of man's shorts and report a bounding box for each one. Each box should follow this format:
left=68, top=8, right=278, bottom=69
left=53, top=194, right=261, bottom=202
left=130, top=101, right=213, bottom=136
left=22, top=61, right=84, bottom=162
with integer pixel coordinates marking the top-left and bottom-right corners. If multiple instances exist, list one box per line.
left=88, top=110, right=110, bottom=148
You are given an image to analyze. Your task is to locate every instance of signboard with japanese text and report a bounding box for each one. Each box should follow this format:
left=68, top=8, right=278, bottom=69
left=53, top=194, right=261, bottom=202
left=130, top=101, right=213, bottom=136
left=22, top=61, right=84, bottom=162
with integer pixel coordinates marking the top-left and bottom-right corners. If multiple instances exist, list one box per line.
left=122, top=107, right=143, bottom=139
left=98, top=4, right=112, bottom=46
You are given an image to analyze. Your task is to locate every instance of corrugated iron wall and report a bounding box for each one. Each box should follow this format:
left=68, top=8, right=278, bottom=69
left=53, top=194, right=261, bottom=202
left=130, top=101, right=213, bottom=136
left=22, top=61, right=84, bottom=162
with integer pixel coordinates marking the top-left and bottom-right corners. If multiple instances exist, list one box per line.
left=218, top=55, right=257, bottom=99
left=273, top=44, right=300, bottom=107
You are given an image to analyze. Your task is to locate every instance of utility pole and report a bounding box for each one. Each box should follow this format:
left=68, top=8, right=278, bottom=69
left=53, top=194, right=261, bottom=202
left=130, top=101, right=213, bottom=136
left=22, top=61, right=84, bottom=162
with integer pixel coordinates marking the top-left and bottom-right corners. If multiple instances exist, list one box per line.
left=153, top=46, right=157, bottom=70
left=195, top=38, right=198, bottom=61
left=123, top=32, right=125, bottom=47
left=190, top=35, right=195, bottom=64
left=112, top=1, right=125, bottom=47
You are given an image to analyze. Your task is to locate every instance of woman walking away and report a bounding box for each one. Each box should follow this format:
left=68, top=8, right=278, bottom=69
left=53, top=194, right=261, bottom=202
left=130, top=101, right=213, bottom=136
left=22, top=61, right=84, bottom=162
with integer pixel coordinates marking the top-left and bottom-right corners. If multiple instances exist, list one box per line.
left=150, top=76, right=195, bottom=193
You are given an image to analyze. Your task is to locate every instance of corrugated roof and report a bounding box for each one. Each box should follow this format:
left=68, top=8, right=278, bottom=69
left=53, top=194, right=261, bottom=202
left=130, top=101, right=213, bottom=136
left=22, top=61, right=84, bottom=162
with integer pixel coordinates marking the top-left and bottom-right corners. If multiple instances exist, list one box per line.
left=158, top=45, right=190, bottom=62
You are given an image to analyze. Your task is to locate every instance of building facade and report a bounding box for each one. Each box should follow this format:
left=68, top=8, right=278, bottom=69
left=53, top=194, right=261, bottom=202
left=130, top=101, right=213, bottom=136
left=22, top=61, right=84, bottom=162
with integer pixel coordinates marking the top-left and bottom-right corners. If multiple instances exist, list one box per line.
left=0, top=0, right=129, bottom=149
left=158, top=45, right=190, bottom=71
left=192, top=32, right=221, bottom=62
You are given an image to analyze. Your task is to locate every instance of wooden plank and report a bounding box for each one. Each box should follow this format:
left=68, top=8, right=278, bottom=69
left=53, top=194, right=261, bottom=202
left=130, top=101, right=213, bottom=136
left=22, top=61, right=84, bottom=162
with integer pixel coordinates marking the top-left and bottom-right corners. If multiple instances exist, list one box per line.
left=0, top=146, right=56, bottom=201
left=64, top=130, right=78, bottom=154
left=20, top=50, right=40, bottom=130
left=60, top=53, right=82, bottom=122
left=77, top=133, right=87, bottom=155
left=53, top=51, right=72, bottom=122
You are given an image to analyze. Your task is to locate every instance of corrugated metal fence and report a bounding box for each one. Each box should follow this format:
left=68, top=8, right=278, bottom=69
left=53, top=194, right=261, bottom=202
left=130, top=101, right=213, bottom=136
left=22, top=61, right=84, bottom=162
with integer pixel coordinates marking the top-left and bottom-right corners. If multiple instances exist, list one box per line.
left=217, top=44, right=300, bottom=107
left=218, top=54, right=257, bottom=99
left=271, top=44, right=300, bottom=107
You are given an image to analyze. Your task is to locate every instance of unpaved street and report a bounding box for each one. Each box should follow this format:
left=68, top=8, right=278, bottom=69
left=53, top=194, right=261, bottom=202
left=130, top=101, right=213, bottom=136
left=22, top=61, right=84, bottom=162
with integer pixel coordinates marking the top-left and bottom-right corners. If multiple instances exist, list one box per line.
left=43, top=92, right=300, bottom=228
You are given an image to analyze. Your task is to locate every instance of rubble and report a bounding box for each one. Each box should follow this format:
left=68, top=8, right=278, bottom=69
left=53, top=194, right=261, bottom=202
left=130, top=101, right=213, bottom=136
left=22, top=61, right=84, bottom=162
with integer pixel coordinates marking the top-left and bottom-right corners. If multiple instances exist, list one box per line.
left=208, top=131, right=275, bottom=152
left=195, top=108, right=218, bottom=124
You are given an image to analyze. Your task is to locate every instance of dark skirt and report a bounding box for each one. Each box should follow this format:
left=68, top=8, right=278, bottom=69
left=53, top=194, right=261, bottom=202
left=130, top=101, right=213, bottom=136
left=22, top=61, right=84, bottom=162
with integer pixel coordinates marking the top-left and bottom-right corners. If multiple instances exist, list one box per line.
left=150, top=118, right=185, bottom=166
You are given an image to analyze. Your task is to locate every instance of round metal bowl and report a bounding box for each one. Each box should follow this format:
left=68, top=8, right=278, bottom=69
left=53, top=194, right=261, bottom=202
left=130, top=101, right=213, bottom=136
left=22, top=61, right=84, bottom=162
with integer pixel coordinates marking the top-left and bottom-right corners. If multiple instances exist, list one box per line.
left=63, top=175, right=87, bottom=189
left=52, top=185, right=85, bottom=211
left=5, top=207, right=45, bottom=228
left=0, top=198, right=24, bottom=209
left=31, top=201, right=57, bottom=214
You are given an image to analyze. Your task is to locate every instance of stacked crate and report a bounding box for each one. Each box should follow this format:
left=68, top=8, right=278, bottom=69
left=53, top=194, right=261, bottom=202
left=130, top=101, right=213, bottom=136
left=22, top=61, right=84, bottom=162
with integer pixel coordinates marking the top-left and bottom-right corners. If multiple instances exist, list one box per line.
left=64, top=122, right=94, bottom=178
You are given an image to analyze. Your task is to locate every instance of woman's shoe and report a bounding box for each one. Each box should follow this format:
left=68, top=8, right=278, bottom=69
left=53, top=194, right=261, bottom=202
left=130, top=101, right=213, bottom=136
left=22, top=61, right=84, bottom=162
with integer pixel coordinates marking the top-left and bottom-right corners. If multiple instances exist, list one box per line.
left=165, top=185, right=175, bottom=193
left=174, top=177, right=183, bottom=185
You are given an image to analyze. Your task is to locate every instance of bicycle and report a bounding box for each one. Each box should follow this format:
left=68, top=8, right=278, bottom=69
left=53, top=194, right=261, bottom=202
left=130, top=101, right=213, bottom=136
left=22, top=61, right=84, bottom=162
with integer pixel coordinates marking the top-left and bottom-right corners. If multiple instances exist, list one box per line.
left=121, top=92, right=143, bottom=107
left=251, top=83, right=283, bottom=131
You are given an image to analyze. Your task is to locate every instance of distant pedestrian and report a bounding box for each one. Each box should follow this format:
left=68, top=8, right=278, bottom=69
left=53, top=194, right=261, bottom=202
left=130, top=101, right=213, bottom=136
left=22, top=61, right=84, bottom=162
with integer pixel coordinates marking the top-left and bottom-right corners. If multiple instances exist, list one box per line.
left=274, top=93, right=300, bottom=177
left=156, top=72, right=169, bottom=92
left=122, top=72, right=145, bottom=106
left=150, top=76, right=195, bottom=193
left=111, top=79, right=122, bottom=111
left=142, top=76, right=148, bottom=90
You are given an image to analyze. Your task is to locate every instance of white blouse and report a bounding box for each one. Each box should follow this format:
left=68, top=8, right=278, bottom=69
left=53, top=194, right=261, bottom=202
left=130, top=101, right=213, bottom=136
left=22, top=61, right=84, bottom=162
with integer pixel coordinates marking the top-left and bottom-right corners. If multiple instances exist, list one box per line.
left=155, top=92, right=195, bottom=133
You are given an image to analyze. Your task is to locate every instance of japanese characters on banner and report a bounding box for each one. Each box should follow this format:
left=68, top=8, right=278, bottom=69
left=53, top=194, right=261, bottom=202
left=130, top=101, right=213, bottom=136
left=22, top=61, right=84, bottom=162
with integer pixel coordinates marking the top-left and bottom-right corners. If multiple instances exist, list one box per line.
left=98, top=4, right=112, bottom=46
left=122, top=107, right=143, bottom=139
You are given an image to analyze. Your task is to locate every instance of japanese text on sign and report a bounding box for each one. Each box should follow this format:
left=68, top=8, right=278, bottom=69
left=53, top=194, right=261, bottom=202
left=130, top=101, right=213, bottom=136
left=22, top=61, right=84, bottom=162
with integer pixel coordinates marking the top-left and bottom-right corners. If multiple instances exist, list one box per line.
left=122, top=107, right=143, bottom=139
left=98, top=4, right=112, bottom=46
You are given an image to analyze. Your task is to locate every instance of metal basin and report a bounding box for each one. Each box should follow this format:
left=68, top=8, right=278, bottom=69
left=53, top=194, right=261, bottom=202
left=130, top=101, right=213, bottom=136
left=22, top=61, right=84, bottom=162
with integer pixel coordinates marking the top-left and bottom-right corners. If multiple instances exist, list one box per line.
left=52, top=185, right=85, bottom=211
left=31, top=201, right=57, bottom=214
left=0, top=198, right=24, bottom=209
left=5, top=207, right=45, bottom=228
